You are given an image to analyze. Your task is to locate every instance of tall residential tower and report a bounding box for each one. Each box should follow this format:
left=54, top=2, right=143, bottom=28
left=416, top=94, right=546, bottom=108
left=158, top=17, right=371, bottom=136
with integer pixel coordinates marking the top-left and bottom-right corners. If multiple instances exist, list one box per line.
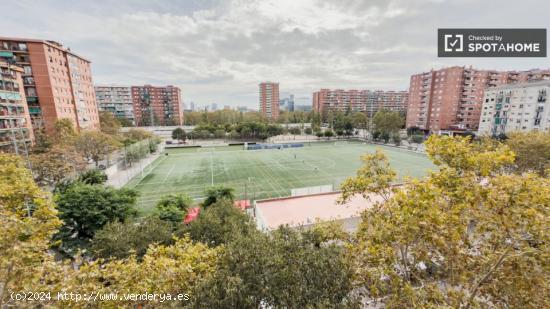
left=131, top=85, right=183, bottom=126
left=259, top=82, right=279, bottom=120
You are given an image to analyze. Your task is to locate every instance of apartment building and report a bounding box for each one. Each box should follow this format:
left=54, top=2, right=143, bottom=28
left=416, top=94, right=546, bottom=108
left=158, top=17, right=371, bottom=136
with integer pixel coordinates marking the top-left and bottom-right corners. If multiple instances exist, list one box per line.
left=0, top=60, right=34, bottom=152
left=259, top=82, right=279, bottom=120
left=95, top=86, right=134, bottom=124
left=0, top=37, right=99, bottom=134
left=406, top=66, right=550, bottom=132
left=131, top=85, right=183, bottom=126
left=478, top=81, right=550, bottom=136
left=312, top=89, right=408, bottom=117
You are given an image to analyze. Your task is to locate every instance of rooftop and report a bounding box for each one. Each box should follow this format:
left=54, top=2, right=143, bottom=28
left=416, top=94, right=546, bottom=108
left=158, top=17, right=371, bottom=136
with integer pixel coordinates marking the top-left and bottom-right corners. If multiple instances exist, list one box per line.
left=255, top=191, right=387, bottom=231
left=487, top=79, right=550, bottom=91
left=0, top=36, right=91, bottom=62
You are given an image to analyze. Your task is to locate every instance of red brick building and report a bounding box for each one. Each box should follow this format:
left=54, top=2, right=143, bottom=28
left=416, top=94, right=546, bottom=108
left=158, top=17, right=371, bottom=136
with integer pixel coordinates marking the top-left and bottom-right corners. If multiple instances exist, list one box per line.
left=131, top=85, right=183, bottom=126
left=259, top=82, right=279, bottom=120
left=406, top=66, right=550, bottom=132
left=312, top=89, right=408, bottom=117
left=0, top=37, right=100, bottom=134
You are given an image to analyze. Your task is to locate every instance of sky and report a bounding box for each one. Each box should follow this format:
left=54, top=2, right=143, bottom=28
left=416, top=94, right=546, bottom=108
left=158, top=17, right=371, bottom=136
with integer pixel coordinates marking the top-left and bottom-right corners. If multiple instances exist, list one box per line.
left=2, top=0, right=549, bottom=109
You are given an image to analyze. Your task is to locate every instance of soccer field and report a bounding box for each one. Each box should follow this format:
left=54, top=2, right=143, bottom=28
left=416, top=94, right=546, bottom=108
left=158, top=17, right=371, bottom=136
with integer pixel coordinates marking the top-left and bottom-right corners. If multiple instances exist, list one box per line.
left=125, top=141, right=435, bottom=213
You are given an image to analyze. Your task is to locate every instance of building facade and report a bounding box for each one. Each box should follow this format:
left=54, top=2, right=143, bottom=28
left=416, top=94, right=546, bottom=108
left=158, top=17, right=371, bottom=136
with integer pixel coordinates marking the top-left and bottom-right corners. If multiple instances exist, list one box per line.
left=478, top=81, right=550, bottom=136
left=95, top=86, right=134, bottom=124
left=0, top=37, right=99, bottom=134
left=131, top=85, right=183, bottom=126
left=259, top=82, right=279, bottom=120
left=312, top=89, right=408, bottom=117
left=406, top=66, right=550, bottom=132
left=0, top=60, right=34, bottom=152
left=279, top=94, right=295, bottom=112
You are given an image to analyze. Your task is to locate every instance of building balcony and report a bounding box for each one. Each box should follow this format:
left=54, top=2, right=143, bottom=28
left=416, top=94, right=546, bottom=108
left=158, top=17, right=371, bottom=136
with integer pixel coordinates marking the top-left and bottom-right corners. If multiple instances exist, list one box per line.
left=26, top=96, right=38, bottom=103
left=0, top=91, right=22, bottom=101
left=28, top=107, right=41, bottom=114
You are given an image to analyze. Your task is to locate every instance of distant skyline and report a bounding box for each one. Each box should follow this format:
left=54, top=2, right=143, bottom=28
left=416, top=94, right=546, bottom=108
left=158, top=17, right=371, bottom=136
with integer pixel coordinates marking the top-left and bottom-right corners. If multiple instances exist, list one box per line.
left=2, top=0, right=548, bottom=108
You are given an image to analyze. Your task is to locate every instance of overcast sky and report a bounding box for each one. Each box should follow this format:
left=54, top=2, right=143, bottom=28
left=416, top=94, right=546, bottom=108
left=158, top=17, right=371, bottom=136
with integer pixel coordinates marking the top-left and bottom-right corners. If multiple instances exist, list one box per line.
left=2, top=0, right=549, bottom=108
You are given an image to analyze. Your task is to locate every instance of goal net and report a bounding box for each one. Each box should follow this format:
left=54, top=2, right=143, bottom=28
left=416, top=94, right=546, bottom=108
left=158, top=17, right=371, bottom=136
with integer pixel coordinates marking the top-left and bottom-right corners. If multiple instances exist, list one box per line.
left=334, top=141, right=348, bottom=146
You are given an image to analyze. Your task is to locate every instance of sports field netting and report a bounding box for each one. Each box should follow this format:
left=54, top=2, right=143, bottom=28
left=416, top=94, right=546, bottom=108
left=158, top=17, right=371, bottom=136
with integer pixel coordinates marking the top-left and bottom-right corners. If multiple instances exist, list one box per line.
left=125, top=141, right=435, bottom=213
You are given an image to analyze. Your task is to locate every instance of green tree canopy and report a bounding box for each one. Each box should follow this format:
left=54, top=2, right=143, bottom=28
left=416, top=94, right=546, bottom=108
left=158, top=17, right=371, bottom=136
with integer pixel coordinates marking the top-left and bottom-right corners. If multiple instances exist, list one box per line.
left=192, top=227, right=358, bottom=308
left=340, top=135, right=550, bottom=308
left=505, top=131, right=550, bottom=177
left=54, top=183, right=138, bottom=253
left=154, top=193, right=193, bottom=224
left=91, top=216, right=173, bottom=259
left=172, top=127, right=187, bottom=141
left=74, top=131, right=122, bottom=166
left=372, top=109, right=404, bottom=140
left=78, top=168, right=108, bottom=185
left=179, top=200, right=255, bottom=247
left=202, top=186, right=235, bottom=208
left=99, top=110, right=122, bottom=136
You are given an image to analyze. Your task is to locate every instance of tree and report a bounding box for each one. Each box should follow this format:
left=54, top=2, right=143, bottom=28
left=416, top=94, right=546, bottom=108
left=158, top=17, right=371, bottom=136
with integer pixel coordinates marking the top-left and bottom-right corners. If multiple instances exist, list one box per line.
left=340, top=135, right=549, bottom=308
left=1, top=157, right=220, bottom=308
left=117, top=117, right=134, bottom=127
left=392, top=133, right=401, bottom=146
left=202, top=186, right=235, bottom=208
left=31, top=129, right=53, bottom=153
left=54, top=183, right=138, bottom=253
left=0, top=154, right=62, bottom=307
left=304, top=127, right=312, bottom=135
left=74, top=131, right=121, bottom=166
left=372, top=110, right=403, bottom=140
left=324, top=129, right=334, bottom=139
left=78, top=168, right=108, bottom=185
left=289, top=127, right=301, bottom=135
left=351, top=112, right=368, bottom=135
left=179, top=200, right=255, bottom=247
left=52, top=118, right=77, bottom=145
left=172, top=127, right=187, bottom=142
left=155, top=193, right=193, bottom=224
left=411, top=134, right=424, bottom=144
left=99, top=111, right=121, bottom=136
left=505, top=131, right=550, bottom=177
left=91, top=216, right=173, bottom=259
left=192, top=227, right=359, bottom=308
left=30, top=145, right=87, bottom=187
left=122, top=128, right=153, bottom=145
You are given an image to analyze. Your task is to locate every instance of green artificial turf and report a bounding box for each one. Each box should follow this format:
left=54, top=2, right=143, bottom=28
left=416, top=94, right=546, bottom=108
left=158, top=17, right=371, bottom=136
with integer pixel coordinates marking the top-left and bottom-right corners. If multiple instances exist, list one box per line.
left=125, top=141, right=435, bottom=214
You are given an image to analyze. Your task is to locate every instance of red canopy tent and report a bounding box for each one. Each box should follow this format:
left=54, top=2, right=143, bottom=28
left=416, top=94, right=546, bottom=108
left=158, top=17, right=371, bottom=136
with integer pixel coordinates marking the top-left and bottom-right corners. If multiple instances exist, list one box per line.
left=183, top=207, right=201, bottom=224
left=234, top=200, right=251, bottom=211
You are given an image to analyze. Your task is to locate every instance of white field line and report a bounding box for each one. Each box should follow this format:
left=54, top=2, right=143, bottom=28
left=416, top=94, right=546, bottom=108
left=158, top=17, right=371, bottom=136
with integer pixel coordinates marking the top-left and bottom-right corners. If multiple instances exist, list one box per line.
left=163, top=165, right=175, bottom=182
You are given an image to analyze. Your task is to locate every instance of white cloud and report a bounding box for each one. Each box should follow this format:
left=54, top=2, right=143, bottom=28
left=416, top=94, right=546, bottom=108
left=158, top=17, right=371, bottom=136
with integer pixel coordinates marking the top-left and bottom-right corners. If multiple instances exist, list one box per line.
left=2, top=0, right=549, bottom=108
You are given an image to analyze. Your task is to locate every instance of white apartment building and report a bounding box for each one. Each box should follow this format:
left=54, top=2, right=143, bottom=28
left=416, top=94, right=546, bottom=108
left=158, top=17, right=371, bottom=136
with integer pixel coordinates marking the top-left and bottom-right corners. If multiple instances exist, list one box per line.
left=94, top=86, right=134, bottom=125
left=478, top=81, right=550, bottom=136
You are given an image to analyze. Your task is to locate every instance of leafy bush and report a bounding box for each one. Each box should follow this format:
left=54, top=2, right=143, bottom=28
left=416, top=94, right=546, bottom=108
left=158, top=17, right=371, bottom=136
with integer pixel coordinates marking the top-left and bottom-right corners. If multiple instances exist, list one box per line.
left=155, top=193, right=194, bottom=224
left=91, top=216, right=173, bottom=259
left=411, top=135, right=424, bottom=144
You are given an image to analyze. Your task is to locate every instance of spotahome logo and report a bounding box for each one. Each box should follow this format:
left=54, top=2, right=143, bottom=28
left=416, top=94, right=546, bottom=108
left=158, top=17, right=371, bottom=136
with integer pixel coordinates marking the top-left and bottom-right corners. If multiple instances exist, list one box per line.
left=438, top=29, right=546, bottom=57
